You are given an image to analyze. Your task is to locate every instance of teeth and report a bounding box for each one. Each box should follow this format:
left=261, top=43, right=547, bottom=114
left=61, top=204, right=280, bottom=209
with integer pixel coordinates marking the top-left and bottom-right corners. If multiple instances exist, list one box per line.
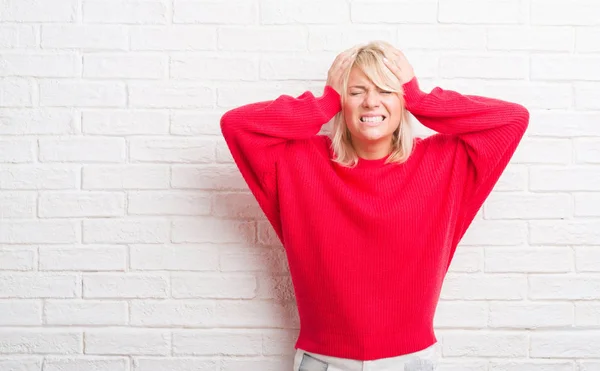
left=361, top=116, right=385, bottom=123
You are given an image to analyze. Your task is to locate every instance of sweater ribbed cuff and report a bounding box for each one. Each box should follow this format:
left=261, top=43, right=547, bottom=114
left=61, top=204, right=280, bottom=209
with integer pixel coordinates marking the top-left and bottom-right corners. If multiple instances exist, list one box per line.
left=320, top=85, right=343, bottom=118
left=401, top=77, right=427, bottom=111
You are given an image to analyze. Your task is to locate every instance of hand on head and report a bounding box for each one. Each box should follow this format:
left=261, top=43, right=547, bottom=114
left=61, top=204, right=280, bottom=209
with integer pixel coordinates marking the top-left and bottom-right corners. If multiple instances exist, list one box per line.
left=326, top=43, right=415, bottom=97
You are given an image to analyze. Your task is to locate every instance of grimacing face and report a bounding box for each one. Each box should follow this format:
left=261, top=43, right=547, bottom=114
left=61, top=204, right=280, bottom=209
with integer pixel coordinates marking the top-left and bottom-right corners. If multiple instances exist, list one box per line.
left=342, top=66, right=402, bottom=150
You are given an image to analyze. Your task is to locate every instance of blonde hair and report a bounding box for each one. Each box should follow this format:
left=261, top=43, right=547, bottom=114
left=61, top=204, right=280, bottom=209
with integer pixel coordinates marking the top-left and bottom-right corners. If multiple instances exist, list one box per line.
left=330, top=41, right=414, bottom=167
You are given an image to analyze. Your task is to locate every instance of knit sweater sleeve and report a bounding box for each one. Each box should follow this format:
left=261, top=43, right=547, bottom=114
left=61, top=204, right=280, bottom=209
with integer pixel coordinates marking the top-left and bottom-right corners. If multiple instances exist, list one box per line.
left=402, top=77, right=529, bottom=236
left=220, top=86, right=341, bottom=238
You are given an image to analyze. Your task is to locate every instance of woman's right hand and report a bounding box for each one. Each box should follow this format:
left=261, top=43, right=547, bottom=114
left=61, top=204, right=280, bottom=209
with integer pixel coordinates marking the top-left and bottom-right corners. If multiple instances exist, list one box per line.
left=326, top=47, right=358, bottom=96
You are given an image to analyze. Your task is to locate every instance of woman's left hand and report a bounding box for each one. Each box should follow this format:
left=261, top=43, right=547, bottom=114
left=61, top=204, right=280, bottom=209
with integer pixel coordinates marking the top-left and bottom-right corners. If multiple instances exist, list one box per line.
left=382, top=47, right=415, bottom=85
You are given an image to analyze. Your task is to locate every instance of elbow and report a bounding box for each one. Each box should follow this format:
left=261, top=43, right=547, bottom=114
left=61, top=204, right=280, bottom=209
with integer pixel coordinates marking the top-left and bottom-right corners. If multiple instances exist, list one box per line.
left=511, top=104, right=530, bottom=135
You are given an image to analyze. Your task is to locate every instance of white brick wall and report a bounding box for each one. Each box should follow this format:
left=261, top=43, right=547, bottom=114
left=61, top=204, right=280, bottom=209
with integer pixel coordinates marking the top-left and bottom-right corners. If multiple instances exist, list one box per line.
left=0, top=0, right=599, bottom=370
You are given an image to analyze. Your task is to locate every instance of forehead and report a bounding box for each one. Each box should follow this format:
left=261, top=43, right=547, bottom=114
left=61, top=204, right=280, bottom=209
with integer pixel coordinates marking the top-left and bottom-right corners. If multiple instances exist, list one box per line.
left=347, top=66, right=374, bottom=87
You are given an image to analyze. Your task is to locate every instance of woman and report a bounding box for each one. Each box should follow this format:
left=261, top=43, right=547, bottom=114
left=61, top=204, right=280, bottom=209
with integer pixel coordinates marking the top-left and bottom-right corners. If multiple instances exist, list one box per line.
left=220, top=41, right=529, bottom=371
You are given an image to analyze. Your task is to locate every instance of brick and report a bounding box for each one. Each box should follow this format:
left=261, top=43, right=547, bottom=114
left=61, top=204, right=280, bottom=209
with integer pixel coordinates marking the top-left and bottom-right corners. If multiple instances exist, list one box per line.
left=441, top=0, right=525, bottom=24
left=217, top=83, right=314, bottom=108
left=0, top=139, right=35, bottom=163
left=532, top=55, right=600, bottom=81
left=489, top=361, right=574, bottom=371
left=575, top=192, right=600, bottom=217
left=262, top=329, right=297, bottom=355
left=215, top=138, right=234, bottom=163
left=83, top=273, right=169, bottom=298
left=40, top=80, right=126, bottom=107
left=0, top=358, right=41, bottom=371
left=85, top=330, right=169, bottom=355
left=512, top=138, right=571, bottom=164
left=83, top=110, right=169, bottom=135
left=485, top=247, right=573, bottom=273
left=0, top=25, right=36, bottom=48
left=484, top=193, right=571, bottom=219
left=0, top=109, right=78, bottom=135
left=131, top=26, right=216, bottom=51
left=221, top=358, right=291, bottom=371
left=0, top=53, right=80, bottom=77
left=171, top=273, right=256, bottom=299
left=171, top=55, right=258, bottom=80
left=42, top=25, right=128, bottom=50
left=83, top=219, right=169, bottom=243
left=0, top=221, right=78, bottom=244
left=219, top=27, right=307, bottom=51
left=0, top=77, right=33, bottom=107
left=171, top=218, right=255, bottom=243
left=0, top=247, right=35, bottom=270
left=130, top=300, right=215, bottom=326
left=531, top=332, right=600, bottom=357
left=257, top=221, right=281, bottom=246
left=493, top=165, right=527, bottom=191
left=575, top=303, right=600, bottom=326
left=212, top=192, right=264, bottom=219
left=352, top=1, right=437, bottom=24
left=43, top=358, right=129, bottom=371
left=441, top=274, right=526, bottom=300
left=575, top=138, right=600, bottom=164
left=261, top=0, right=349, bottom=24
left=84, top=54, right=167, bottom=79
left=174, top=1, right=257, bottom=24
left=530, top=275, right=600, bottom=300
left=44, top=300, right=127, bottom=325
left=398, top=25, right=485, bottom=50
left=130, top=138, right=215, bottom=163
left=488, top=26, right=574, bottom=51
left=433, top=301, right=488, bottom=328
left=447, top=246, right=483, bottom=273
left=489, top=302, right=573, bottom=328
left=577, top=27, right=600, bottom=52
left=530, top=166, right=600, bottom=191
left=39, top=245, right=126, bottom=271
left=130, top=244, right=219, bottom=271
left=256, top=275, right=294, bottom=301
left=83, top=165, right=170, bottom=190
left=308, top=26, right=396, bottom=52
left=39, top=138, right=126, bottom=163
left=128, top=191, right=211, bottom=216
left=129, top=82, right=213, bottom=108
left=460, top=220, right=527, bottom=246
left=133, top=358, right=217, bottom=371
left=83, top=1, right=167, bottom=24
left=0, top=330, right=82, bottom=354
left=0, top=192, right=36, bottom=218
left=214, top=300, right=298, bottom=328
left=0, top=166, right=78, bottom=190
left=219, top=246, right=288, bottom=273
left=442, top=331, right=528, bottom=357
left=170, top=111, right=223, bottom=136
left=530, top=221, right=600, bottom=245
left=440, top=55, right=528, bottom=79
left=575, top=247, right=600, bottom=272
left=172, top=330, right=262, bottom=355
left=0, top=273, right=79, bottom=298
left=172, top=165, right=247, bottom=190
left=0, top=300, right=41, bottom=325
left=576, top=82, right=600, bottom=109
left=39, top=192, right=125, bottom=218
left=260, top=54, right=336, bottom=81
left=531, top=0, right=600, bottom=26
left=529, top=111, right=600, bottom=137
left=0, top=0, right=76, bottom=22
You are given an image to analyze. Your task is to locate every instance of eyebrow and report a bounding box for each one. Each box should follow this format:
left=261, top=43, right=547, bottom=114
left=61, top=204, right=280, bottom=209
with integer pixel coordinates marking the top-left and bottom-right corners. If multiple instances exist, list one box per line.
left=348, top=85, right=368, bottom=89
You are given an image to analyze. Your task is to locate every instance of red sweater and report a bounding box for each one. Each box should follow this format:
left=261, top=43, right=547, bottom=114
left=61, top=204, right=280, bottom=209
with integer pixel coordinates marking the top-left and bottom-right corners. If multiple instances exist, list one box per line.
left=220, top=77, right=529, bottom=360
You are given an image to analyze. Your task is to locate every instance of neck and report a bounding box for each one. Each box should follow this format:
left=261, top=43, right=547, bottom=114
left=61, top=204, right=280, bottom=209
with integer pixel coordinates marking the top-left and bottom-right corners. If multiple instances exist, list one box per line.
left=353, top=140, right=392, bottom=160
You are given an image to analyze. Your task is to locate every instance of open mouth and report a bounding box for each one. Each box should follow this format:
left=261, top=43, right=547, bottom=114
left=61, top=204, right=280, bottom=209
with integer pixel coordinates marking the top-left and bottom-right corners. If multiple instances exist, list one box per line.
left=360, top=115, right=386, bottom=123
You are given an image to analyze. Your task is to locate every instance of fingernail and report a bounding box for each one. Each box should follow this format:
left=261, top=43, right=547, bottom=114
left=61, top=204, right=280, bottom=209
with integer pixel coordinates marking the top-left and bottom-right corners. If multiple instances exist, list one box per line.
left=383, top=57, right=389, bottom=63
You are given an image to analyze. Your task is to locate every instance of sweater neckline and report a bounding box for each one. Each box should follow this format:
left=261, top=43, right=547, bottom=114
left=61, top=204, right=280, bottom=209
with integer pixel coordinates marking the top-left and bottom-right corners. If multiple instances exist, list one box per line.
left=354, top=155, right=390, bottom=169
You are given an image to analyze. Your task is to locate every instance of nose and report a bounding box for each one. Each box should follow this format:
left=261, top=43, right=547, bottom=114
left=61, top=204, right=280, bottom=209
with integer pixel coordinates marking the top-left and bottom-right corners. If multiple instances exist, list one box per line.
left=362, top=91, right=380, bottom=108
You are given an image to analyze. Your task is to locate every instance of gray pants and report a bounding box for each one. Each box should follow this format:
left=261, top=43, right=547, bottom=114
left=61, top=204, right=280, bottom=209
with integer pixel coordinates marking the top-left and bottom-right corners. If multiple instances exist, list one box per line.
left=293, top=343, right=439, bottom=371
